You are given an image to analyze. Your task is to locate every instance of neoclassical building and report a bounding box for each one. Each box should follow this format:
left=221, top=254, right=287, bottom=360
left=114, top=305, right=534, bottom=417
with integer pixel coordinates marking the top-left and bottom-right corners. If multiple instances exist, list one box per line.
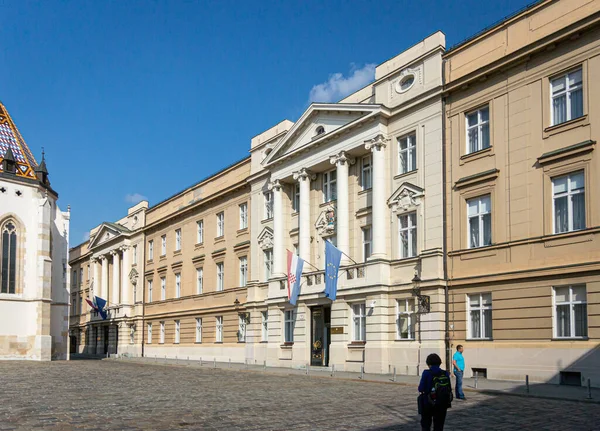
left=0, top=101, right=70, bottom=360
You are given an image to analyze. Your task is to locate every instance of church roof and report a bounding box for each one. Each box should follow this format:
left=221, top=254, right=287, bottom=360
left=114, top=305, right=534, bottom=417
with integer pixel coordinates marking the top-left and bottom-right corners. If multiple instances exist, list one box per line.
left=0, top=102, right=39, bottom=179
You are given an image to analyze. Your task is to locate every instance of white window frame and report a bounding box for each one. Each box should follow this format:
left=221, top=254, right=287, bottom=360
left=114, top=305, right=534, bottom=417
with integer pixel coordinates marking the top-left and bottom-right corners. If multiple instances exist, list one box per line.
left=264, top=249, right=273, bottom=280
left=161, top=234, right=166, bottom=256
left=195, top=317, right=202, bottom=343
left=175, top=229, right=181, bottom=251
left=553, top=285, right=588, bottom=339
left=352, top=303, right=366, bottom=342
left=148, top=279, right=153, bottom=302
left=467, top=293, right=493, bottom=340
left=239, top=203, right=248, bottom=229
left=322, top=169, right=337, bottom=202
left=197, top=220, right=204, bottom=244
left=284, top=310, right=294, bottom=343
left=261, top=311, right=268, bottom=342
left=216, top=262, right=224, bottom=292
left=147, top=323, right=152, bottom=344
left=216, top=316, right=223, bottom=342
left=550, top=68, right=583, bottom=126
left=148, top=240, right=154, bottom=260
left=292, top=183, right=300, bottom=213
left=264, top=192, right=273, bottom=219
left=398, top=133, right=417, bottom=174
left=159, top=321, right=165, bottom=344
left=362, top=226, right=372, bottom=262
left=238, top=314, right=247, bottom=342
left=361, top=155, right=372, bottom=190
left=239, top=256, right=248, bottom=287
left=175, top=273, right=181, bottom=299
left=465, top=106, right=490, bottom=154
left=216, top=212, right=225, bottom=237
left=196, top=267, right=203, bottom=294
left=396, top=299, right=416, bottom=340
left=79, top=268, right=83, bottom=285
left=174, top=320, right=180, bottom=344
left=552, top=171, right=585, bottom=234
left=160, top=276, right=166, bottom=300
left=467, top=195, right=492, bottom=248
left=398, top=212, right=417, bottom=258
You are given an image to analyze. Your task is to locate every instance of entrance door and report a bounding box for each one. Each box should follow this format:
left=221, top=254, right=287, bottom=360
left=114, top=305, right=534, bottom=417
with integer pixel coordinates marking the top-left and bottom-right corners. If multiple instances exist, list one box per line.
left=103, top=326, right=109, bottom=355
left=70, top=335, right=77, bottom=354
left=311, top=306, right=331, bottom=366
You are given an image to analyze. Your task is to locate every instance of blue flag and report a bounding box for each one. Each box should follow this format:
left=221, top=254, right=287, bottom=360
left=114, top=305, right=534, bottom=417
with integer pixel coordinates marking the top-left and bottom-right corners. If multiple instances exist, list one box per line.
left=324, top=240, right=342, bottom=301
left=94, top=296, right=108, bottom=320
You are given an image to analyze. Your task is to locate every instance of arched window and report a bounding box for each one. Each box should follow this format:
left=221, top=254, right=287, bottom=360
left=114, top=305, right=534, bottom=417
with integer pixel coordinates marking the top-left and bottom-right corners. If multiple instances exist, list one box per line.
left=315, top=126, right=325, bottom=136
left=1, top=221, right=17, bottom=294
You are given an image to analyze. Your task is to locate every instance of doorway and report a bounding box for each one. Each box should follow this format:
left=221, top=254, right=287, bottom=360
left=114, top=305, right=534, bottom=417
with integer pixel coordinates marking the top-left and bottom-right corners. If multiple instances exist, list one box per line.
left=103, top=326, right=109, bottom=355
left=70, top=335, right=77, bottom=354
left=311, top=306, right=331, bottom=366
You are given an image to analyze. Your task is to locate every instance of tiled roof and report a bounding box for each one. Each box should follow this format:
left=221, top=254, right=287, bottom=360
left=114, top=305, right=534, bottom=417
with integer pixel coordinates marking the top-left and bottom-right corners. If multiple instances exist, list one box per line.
left=0, top=102, right=38, bottom=179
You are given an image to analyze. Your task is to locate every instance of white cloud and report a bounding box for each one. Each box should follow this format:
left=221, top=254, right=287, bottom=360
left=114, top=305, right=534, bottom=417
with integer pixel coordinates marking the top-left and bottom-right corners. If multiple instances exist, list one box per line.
left=82, top=231, right=90, bottom=242
left=124, top=193, right=147, bottom=204
left=308, top=63, right=376, bottom=103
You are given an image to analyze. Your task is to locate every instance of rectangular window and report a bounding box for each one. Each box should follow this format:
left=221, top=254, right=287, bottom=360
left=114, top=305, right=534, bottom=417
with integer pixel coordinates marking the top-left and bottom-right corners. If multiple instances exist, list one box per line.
left=468, top=293, right=492, bottom=339
left=264, top=249, right=273, bottom=280
left=239, top=203, right=248, bottom=229
left=197, top=220, right=204, bottom=244
left=216, top=262, right=224, bottom=292
left=398, top=133, right=417, bottom=174
left=554, top=285, right=587, bottom=338
left=195, top=318, right=202, bottom=343
left=216, top=316, right=223, bottom=342
left=361, top=155, right=372, bottom=190
left=148, top=240, right=154, bottom=260
left=174, top=320, right=180, bottom=344
left=261, top=311, right=268, bottom=342
left=292, top=183, right=300, bottom=213
left=323, top=170, right=337, bottom=202
left=238, top=314, right=247, bottom=342
left=87, top=264, right=90, bottom=280
left=132, top=245, right=137, bottom=265
left=362, top=227, right=372, bottom=261
left=79, top=296, right=83, bottom=314
left=353, top=303, right=366, bottom=342
left=160, top=277, right=166, bottom=300
left=79, top=268, right=83, bottom=285
left=160, top=321, right=165, bottom=344
left=161, top=235, right=166, bottom=256
left=175, top=273, right=181, bottom=299
left=148, top=279, right=153, bottom=302
left=196, top=268, right=203, bottom=294
left=239, top=256, right=248, bottom=287
left=72, top=270, right=77, bottom=287
left=467, top=195, right=492, bottom=248
left=284, top=310, right=294, bottom=343
left=72, top=295, right=77, bottom=314
left=396, top=299, right=416, bottom=340
left=551, top=68, right=583, bottom=126
left=147, top=323, right=152, bottom=344
left=175, top=229, right=181, bottom=251
left=553, top=171, right=585, bottom=234
left=216, top=212, right=224, bottom=237
left=264, top=192, right=273, bottom=219
left=399, top=212, right=417, bottom=258
left=466, top=106, right=490, bottom=154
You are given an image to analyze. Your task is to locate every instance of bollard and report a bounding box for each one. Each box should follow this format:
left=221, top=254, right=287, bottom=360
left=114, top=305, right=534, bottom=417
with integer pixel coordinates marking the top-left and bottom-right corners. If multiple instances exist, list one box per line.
left=588, top=379, right=593, bottom=400
left=200, top=356, right=202, bottom=366
left=165, top=355, right=167, bottom=363
left=393, top=367, right=396, bottom=382
left=306, top=363, right=309, bottom=375
left=331, top=364, right=335, bottom=377
left=360, top=365, right=364, bottom=380
left=406, top=365, right=409, bottom=376
left=214, top=358, right=216, bottom=368
left=264, top=360, right=267, bottom=370
left=229, top=358, right=231, bottom=368
left=474, top=371, right=478, bottom=389
left=526, top=375, right=530, bottom=394
left=155, top=355, right=157, bottom=363
left=187, top=356, right=189, bottom=366
left=245, top=358, right=248, bottom=370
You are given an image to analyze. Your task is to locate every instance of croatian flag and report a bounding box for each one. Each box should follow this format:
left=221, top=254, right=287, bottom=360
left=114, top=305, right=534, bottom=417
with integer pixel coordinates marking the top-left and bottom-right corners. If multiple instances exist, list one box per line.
left=85, top=296, right=97, bottom=311
left=287, top=250, right=304, bottom=306
left=86, top=296, right=108, bottom=320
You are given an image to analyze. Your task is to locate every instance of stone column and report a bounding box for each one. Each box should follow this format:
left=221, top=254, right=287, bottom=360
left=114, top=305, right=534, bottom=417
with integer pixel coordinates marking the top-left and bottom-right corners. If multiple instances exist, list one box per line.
left=365, top=134, right=388, bottom=259
left=330, top=151, right=355, bottom=264
left=111, top=250, right=121, bottom=305
left=293, top=168, right=315, bottom=269
left=269, top=180, right=284, bottom=277
left=92, top=258, right=99, bottom=297
left=121, top=246, right=130, bottom=305
left=100, top=255, right=108, bottom=300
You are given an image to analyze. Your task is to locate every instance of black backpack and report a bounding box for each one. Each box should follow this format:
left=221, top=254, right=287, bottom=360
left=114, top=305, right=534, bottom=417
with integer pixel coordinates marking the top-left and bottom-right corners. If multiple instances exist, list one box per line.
left=428, top=370, right=453, bottom=408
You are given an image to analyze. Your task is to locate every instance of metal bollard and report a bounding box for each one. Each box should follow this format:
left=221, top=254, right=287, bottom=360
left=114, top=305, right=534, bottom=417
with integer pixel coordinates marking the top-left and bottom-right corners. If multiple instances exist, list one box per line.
left=393, top=367, right=396, bottom=382
left=406, top=365, right=409, bottom=376
left=474, top=371, right=478, bottom=389
left=187, top=356, right=189, bottom=365
left=331, top=364, right=335, bottom=377
left=264, top=360, right=267, bottom=370
left=165, top=355, right=167, bottom=363
left=588, top=379, right=593, bottom=400
left=214, top=357, right=216, bottom=368
left=306, top=363, right=309, bottom=375
left=360, top=365, right=364, bottom=380
left=200, top=356, right=202, bottom=366
left=245, top=358, right=248, bottom=370
left=229, top=358, right=231, bottom=368
left=526, top=375, right=530, bottom=394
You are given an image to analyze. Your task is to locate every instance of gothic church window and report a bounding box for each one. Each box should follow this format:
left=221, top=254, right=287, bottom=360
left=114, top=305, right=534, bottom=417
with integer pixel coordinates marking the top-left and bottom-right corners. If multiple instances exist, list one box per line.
left=1, top=221, right=17, bottom=294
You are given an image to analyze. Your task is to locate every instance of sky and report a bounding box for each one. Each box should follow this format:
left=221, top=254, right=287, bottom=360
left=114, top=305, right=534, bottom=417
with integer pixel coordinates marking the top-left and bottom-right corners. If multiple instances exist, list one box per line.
left=0, top=0, right=534, bottom=245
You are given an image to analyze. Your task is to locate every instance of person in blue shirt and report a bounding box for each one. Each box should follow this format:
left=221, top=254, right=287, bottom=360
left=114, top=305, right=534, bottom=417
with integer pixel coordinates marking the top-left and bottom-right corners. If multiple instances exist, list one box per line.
left=452, top=345, right=466, bottom=400
left=418, top=353, right=451, bottom=431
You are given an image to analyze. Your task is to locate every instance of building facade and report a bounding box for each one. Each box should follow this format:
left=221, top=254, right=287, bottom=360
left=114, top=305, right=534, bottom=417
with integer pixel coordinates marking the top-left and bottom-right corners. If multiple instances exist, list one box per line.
left=0, top=102, right=71, bottom=360
left=444, top=0, right=600, bottom=385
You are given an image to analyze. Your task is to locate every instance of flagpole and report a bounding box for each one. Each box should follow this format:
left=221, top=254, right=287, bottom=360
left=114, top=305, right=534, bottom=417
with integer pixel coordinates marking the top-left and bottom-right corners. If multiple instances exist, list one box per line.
left=339, top=250, right=359, bottom=266
left=286, top=249, right=320, bottom=272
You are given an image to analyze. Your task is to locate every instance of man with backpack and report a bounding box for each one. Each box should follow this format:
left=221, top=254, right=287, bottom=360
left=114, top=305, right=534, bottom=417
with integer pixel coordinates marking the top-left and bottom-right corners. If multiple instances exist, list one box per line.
left=418, top=353, right=453, bottom=431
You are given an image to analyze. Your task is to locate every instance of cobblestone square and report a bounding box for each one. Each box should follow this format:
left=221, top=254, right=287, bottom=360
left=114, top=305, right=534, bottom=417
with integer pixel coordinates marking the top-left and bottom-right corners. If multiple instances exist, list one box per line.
left=1, top=360, right=599, bottom=430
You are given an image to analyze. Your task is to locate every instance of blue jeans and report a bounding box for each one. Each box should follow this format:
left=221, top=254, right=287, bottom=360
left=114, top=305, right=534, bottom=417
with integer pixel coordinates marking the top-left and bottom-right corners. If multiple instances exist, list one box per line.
left=454, top=370, right=464, bottom=399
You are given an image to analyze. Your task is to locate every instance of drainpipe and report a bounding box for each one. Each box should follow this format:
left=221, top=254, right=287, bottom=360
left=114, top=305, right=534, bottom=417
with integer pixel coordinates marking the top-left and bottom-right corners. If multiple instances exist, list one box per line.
left=441, top=58, right=450, bottom=370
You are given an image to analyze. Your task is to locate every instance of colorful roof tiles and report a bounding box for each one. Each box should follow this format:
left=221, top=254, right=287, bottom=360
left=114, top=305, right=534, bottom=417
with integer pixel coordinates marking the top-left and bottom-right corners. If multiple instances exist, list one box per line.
left=0, top=102, right=38, bottom=179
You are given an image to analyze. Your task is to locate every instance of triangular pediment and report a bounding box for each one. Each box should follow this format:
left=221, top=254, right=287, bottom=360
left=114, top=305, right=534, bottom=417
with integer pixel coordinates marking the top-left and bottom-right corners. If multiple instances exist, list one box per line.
left=88, top=222, right=130, bottom=248
left=257, top=227, right=273, bottom=250
left=263, top=103, right=382, bottom=166
left=388, top=182, right=424, bottom=213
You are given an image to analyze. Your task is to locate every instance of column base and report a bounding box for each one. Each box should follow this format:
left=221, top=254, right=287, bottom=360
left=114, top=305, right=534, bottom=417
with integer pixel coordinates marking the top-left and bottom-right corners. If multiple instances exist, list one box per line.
left=367, top=253, right=387, bottom=261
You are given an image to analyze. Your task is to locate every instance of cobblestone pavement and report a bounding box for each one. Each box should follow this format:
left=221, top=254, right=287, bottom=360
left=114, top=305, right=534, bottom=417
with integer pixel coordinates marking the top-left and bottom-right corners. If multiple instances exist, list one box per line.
left=1, top=360, right=599, bottom=431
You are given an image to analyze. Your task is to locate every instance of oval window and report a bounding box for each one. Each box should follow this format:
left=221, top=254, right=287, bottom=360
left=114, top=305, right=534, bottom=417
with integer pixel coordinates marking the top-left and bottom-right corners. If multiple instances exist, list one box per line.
left=398, top=74, right=415, bottom=92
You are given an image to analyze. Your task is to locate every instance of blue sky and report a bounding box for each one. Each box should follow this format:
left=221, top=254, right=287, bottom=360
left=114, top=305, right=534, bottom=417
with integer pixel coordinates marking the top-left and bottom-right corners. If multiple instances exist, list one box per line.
left=0, top=0, right=533, bottom=245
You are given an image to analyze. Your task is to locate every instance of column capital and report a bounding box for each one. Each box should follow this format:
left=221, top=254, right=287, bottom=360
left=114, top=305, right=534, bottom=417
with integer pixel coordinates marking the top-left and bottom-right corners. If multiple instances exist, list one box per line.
left=293, top=168, right=316, bottom=182
left=99, top=255, right=108, bottom=262
left=364, top=134, right=389, bottom=152
left=119, top=245, right=130, bottom=252
left=90, top=257, right=97, bottom=264
left=110, top=249, right=120, bottom=257
left=267, top=179, right=283, bottom=192
left=329, top=150, right=356, bottom=167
